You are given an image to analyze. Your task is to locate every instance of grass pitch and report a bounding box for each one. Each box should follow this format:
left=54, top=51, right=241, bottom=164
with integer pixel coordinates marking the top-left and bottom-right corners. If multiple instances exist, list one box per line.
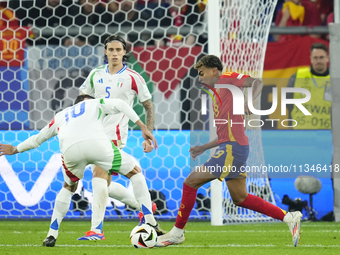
left=0, top=221, right=339, bottom=255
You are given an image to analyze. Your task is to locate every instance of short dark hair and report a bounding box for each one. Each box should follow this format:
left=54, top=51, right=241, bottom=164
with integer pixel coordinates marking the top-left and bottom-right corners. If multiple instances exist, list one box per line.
left=311, top=43, right=328, bottom=54
left=194, top=55, right=223, bottom=72
left=103, top=35, right=130, bottom=64
left=75, top=94, right=94, bottom=105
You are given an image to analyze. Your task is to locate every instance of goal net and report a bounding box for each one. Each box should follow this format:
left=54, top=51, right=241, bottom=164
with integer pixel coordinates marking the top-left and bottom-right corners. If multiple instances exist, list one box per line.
left=218, top=0, right=278, bottom=223
left=0, top=0, right=276, bottom=222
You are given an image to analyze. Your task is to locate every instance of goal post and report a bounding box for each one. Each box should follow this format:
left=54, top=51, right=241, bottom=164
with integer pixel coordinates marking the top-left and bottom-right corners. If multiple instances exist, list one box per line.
left=329, top=0, right=340, bottom=221
left=207, top=0, right=223, bottom=226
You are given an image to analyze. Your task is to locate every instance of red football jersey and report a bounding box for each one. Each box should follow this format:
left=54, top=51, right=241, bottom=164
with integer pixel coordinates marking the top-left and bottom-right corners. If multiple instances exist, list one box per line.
left=213, top=71, right=249, bottom=146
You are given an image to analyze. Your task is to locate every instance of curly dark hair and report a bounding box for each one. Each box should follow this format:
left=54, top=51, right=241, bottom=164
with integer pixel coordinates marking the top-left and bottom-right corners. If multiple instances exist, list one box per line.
left=103, top=35, right=130, bottom=64
left=194, top=55, right=223, bottom=72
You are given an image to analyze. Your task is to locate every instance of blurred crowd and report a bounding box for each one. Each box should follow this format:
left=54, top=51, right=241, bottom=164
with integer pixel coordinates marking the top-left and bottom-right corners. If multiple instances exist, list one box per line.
left=273, top=0, right=334, bottom=42
left=2, top=0, right=207, bottom=47
left=0, top=0, right=335, bottom=47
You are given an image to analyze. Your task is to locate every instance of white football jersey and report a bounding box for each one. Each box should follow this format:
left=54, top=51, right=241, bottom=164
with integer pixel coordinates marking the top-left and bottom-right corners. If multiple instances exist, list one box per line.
left=17, top=99, right=140, bottom=154
left=79, top=64, right=151, bottom=147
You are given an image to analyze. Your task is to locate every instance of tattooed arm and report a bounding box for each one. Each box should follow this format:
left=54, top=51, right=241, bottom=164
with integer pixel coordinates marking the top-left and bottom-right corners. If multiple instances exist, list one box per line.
left=141, top=99, right=154, bottom=133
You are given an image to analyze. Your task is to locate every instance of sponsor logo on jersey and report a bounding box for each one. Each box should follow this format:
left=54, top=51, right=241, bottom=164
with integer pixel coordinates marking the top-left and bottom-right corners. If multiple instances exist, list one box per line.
left=97, top=78, right=104, bottom=84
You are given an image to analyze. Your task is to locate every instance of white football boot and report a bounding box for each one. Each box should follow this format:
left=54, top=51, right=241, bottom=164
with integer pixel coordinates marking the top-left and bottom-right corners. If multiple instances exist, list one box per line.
left=283, top=211, right=303, bottom=247
left=155, top=226, right=185, bottom=247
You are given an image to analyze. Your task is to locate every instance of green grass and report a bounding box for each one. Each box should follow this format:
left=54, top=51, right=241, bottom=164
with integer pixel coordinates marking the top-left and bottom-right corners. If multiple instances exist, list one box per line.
left=0, top=221, right=339, bottom=255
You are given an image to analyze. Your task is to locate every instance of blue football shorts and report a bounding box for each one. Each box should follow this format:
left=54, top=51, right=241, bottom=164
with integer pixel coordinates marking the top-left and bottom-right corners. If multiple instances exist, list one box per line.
left=203, top=141, right=249, bottom=181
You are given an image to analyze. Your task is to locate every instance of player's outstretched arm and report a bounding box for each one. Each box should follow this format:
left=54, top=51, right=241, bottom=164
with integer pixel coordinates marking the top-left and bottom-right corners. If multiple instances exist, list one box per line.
left=0, top=119, right=58, bottom=156
left=0, top=144, right=19, bottom=156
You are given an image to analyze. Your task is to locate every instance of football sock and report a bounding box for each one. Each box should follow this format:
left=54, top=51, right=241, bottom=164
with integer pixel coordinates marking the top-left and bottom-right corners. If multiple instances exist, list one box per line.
left=175, top=183, right=198, bottom=230
left=47, top=187, right=73, bottom=238
left=91, top=177, right=108, bottom=234
left=238, top=193, right=286, bottom=221
left=129, top=173, right=156, bottom=226
left=108, top=182, right=140, bottom=209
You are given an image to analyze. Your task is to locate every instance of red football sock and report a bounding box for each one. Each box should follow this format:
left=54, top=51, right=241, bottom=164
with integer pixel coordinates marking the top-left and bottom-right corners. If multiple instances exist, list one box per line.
left=238, top=194, right=286, bottom=221
left=175, top=183, right=198, bottom=229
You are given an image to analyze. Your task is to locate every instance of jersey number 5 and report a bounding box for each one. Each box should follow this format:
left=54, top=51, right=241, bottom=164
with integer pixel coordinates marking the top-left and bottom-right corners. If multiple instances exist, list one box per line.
left=105, top=87, right=111, bottom=98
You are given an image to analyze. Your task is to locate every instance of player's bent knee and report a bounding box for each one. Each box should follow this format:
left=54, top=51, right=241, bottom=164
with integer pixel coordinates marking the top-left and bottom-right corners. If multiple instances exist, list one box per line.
left=134, top=165, right=141, bottom=173
left=125, top=166, right=141, bottom=179
left=184, top=176, right=204, bottom=189
left=232, top=198, right=243, bottom=205
left=64, top=182, right=78, bottom=193
left=184, top=165, right=215, bottom=189
left=184, top=178, right=196, bottom=188
left=93, top=165, right=108, bottom=179
left=231, top=194, right=248, bottom=205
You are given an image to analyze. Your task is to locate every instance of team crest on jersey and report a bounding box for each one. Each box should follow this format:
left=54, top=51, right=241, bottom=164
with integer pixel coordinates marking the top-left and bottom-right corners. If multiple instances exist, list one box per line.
left=117, top=78, right=125, bottom=88
left=223, top=71, right=233, bottom=76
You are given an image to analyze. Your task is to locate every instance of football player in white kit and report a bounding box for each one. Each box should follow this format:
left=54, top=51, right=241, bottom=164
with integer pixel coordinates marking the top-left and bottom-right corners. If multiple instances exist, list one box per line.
left=0, top=95, right=158, bottom=247
left=79, top=35, right=165, bottom=236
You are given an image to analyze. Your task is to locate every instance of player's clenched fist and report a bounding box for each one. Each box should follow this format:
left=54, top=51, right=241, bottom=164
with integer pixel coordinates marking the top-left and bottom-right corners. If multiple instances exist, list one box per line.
left=143, top=140, right=154, bottom=153
left=189, top=146, right=205, bottom=161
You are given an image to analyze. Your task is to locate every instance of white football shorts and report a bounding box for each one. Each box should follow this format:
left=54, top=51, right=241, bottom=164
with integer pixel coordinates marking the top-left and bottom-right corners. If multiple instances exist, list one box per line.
left=61, top=139, right=136, bottom=185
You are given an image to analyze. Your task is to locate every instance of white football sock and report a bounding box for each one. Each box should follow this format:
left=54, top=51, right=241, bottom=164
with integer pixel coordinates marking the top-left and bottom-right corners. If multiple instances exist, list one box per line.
left=91, top=177, right=108, bottom=234
left=129, top=173, right=156, bottom=226
left=47, top=187, right=73, bottom=238
left=108, top=182, right=140, bottom=209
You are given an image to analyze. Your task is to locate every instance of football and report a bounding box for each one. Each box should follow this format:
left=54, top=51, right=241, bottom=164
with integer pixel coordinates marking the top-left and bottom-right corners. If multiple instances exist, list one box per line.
left=130, top=224, right=157, bottom=248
